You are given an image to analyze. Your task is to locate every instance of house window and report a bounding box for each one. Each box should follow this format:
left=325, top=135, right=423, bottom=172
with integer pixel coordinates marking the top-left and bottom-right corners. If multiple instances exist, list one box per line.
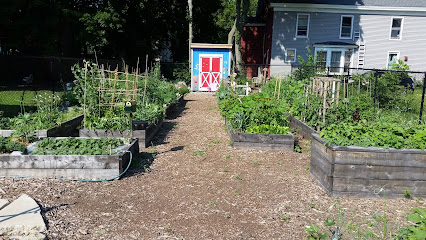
left=387, top=52, right=399, bottom=69
left=344, top=51, right=352, bottom=72
left=340, top=15, right=353, bottom=39
left=316, top=51, right=327, bottom=70
left=296, top=14, right=310, bottom=38
left=315, top=48, right=353, bottom=74
left=390, top=17, right=403, bottom=40
left=330, top=51, right=342, bottom=73
left=285, top=49, right=296, bottom=62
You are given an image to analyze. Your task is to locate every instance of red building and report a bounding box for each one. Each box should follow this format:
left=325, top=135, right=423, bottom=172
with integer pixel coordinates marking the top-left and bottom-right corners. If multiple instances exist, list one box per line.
left=240, top=0, right=273, bottom=79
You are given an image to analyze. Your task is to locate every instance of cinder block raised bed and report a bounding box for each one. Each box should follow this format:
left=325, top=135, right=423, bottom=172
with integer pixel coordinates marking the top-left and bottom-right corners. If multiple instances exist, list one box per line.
left=226, top=122, right=294, bottom=151
left=0, top=115, right=84, bottom=138
left=79, top=118, right=163, bottom=148
left=0, top=139, right=139, bottom=180
left=310, top=133, right=426, bottom=198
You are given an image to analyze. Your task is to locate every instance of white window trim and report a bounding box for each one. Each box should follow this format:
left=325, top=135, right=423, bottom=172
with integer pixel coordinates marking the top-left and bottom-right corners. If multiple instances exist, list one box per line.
left=339, top=15, right=354, bottom=39
left=295, top=13, right=310, bottom=38
left=315, top=47, right=353, bottom=74
left=389, top=17, right=404, bottom=40
left=386, top=51, right=400, bottom=69
left=285, top=48, right=297, bottom=62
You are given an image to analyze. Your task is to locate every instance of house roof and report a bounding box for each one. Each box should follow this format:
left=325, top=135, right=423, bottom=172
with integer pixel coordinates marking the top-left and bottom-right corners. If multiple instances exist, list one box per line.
left=270, top=0, right=426, bottom=7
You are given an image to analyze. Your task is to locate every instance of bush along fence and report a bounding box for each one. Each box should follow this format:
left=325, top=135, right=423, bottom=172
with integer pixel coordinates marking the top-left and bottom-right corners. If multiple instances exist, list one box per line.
left=216, top=83, right=295, bottom=152
left=254, top=61, right=426, bottom=198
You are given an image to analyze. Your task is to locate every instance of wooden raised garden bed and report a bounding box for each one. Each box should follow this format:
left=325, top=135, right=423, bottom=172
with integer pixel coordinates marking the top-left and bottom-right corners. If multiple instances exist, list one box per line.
left=226, top=122, right=294, bottom=151
left=310, top=133, right=426, bottom=198
left=0, top=114, right=84, bottom=138
left=165, top=96, right=184, bottom=118
left=0, top=138, right=139, bottom=180
left=79, top=118, right=163, bottom=148
left=287, top=114, right=318, bottom=140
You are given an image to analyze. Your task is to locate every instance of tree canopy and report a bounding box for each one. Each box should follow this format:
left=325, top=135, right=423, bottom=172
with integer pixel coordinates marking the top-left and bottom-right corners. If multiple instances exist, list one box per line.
left=0, top=0, right=259, bottom=62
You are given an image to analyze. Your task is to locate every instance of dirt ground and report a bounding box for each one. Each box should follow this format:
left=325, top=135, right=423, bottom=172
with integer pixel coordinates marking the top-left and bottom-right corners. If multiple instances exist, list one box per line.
left=0, top=92, right=424, bottom=239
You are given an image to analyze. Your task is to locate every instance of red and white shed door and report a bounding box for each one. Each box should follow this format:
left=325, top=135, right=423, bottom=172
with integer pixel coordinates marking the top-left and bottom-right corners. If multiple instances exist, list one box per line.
left=199, top=55, right=222, bottom=91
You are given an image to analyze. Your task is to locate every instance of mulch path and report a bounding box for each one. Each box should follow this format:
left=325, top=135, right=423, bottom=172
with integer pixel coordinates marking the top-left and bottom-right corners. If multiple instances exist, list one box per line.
left=0, top=92, right=424, bottom=239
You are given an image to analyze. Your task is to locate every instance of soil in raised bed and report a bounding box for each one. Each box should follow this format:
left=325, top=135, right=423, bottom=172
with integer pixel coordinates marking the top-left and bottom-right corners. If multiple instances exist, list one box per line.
left=0, top=92, right=424, bottom=239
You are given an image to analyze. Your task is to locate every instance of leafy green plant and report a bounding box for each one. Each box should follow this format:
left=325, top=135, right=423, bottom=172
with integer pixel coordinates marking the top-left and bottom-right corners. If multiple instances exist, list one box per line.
left=0, top=137, right=26, bottom=154
left=31, top=137, right=125, bottom=155
left=246, top=124, right=290, bottom=134
left=397, top=207, right=426, bottom=240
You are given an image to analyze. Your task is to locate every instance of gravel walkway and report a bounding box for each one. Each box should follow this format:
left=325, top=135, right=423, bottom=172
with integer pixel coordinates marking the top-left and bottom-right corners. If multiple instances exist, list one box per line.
left=0, top=92, right=424, bottom=239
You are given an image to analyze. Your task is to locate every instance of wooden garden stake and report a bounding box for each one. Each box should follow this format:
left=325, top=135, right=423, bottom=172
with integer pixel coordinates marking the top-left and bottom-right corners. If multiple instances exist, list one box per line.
left=336, top=81, right=340, bottom=108
left=322, top=80, right=328, bottom=125
left=277, top=75, right=282, bottom=100
left=274, top=77, right=278, bottom=97
left=143, top=55, right=148, bottom=105
left=83, top=61, right=88, bottom=128
left=358, top=77, right=361, bottom=103
left=110, top=70, right=118, bottom=109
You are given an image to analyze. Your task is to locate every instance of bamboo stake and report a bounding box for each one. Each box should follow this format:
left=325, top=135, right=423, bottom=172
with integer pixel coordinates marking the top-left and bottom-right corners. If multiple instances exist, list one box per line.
left=336, top=81, right=340, bottom=108
left=274, top=77, right=278, bottom=97
left=83, top=61, right=88, bottom=128
left=110, top=70, right=118, bottom=109
left=143, top=55, right=148, bottom=105
left=358, top=77, right=361, bottom=103
left=277, top=75, right=282, bottom=100
left=323, top=80, right=328, bottom=125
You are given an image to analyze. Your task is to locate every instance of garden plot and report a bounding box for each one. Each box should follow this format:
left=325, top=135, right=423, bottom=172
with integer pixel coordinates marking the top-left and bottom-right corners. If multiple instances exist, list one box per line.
left=226, top=121, right=294, bottom=151
left=310, top=133, right=426, bottom=198
left=258, top=66, right=426, bottom=198
left=0, top=137, right=138, bottom=180
left=0, top=114, right=83, bottom=138
left=217, top=86, right=295, bottom=151
left=73, top=61, right=186, bottom=148
left=80, top=118, right=163, bottom=148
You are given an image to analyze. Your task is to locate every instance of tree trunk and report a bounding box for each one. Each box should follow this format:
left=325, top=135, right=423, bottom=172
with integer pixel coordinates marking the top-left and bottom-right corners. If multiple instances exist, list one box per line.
left=188, top=0, right=193, bottom=69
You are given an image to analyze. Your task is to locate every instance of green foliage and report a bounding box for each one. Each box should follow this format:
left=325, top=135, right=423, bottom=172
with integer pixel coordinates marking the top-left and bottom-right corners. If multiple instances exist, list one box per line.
left=397, top=207, right=426, bottom=240
left=218, top=93, right=290, bottom=132
left=246, top=124, right=290, bottom=134
left=32, top=137, right=124, bottom=155
left=72, top=61, right=178, bottom=130
left=320, top=119, right=426, bottom=149
left=0, top=137, right=26, bottom=154
left=293, top=47, right=320, bottom=81
left=173, top=64, right=191, bottom=85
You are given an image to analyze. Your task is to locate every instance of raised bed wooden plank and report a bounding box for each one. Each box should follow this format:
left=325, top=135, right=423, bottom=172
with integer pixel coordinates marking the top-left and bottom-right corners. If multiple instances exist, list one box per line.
left=332, top=178, right=426, bottom=198
left=0, top=114, right=83, bottom=138
left=309, top=163, right=333, bottom=195
left=0, top=139, right=139, bottom=180
left=232, top=141, right=294, bottom=151
left=0, top=155, right=120, bottom=169
left=333, top=164, right=426, bottom=181
left=334, top=150, right=426, bottom=167
left=287, top=114, right=318, bottom=140
left=309, top=132, right=426, bottom=198
left=0, top=169, right=119, bottom=180
left=225, top=121, right=295, bottom=152
left=79, top=118, right=163, bottom=148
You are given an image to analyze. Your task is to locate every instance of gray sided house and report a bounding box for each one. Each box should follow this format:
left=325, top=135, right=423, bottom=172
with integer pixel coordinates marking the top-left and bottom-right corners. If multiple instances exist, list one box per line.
left=269, top=0, right=426, bottom=76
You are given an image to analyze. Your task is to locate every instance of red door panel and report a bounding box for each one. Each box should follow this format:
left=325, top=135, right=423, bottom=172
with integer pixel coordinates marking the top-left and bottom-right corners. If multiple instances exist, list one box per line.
left=201, top=58, right=210, bottom=88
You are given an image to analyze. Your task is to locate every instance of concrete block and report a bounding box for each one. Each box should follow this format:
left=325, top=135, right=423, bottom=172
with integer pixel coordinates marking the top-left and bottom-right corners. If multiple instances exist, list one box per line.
left=0, top=194, right=46, bottom=238
left=0, top=199, right=9, bottom=210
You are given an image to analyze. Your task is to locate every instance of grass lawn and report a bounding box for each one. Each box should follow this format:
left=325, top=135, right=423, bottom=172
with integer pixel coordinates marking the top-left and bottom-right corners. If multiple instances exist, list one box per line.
left=0, top=90, right=63, bottom=117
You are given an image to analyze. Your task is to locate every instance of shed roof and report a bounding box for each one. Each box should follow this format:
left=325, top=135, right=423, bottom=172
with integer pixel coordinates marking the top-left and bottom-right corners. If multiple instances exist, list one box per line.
left=270, top=0, right=426, bottom=7
left=190, top=43, right=232, bottom=49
